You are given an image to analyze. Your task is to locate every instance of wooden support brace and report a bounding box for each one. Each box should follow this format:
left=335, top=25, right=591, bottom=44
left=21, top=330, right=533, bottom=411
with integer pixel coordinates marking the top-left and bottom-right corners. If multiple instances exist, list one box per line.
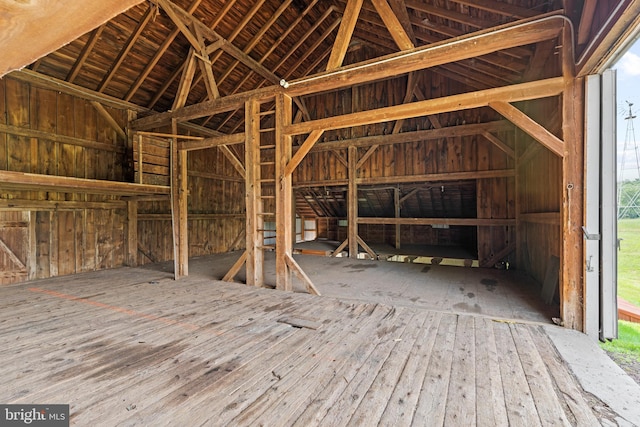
left=480, top=242, right=516, bottom=268
left=481, top=131, right=515, bottom=159
left=222, top=250, right=248, bottom=282
left=331, top=238, right=349, bottom=257
left=356, top=235, right=378, bottom=260
left=91, top=101, right=127, bottom=140
left=356, top=145, right=379, bottom=170
left=219, top=145, right=246, bottom=178
left=227, top=227, right=246, bottom=252
left=285, top=253, right=320, bottom=296
left=0, top=237, right=26, bottom=269
left=284, top=130, right=323, bottom=176
left=489, top=101, right=564, bottom=157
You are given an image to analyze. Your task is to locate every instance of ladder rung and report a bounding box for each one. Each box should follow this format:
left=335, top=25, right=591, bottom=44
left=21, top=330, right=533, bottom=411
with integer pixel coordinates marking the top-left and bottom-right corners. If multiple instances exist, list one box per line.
left=259, top=179, right=275, bottom=183
left=257, top=213, right=275, bottom=216
left=257, top=245, right=275, bottom=251
left=260, top=195, right=275, bottom=199
left=260, top=162, right=275, bottom=166
left=259, top=110, right=275, bottom=116
left=259, top=127, right=276, bottom=133
left=259, top=145, right=275, bottom=149
left=256, top=229, right=275, bottom=232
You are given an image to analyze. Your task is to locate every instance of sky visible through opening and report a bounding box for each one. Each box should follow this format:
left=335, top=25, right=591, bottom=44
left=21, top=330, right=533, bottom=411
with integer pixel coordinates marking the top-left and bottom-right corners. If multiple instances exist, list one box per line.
left=616, top=39, right=640, bottom=182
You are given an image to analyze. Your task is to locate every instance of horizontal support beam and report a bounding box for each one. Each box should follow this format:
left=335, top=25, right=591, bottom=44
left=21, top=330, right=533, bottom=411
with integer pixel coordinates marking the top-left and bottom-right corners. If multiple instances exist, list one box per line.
left=138, top=213, right=245, bottom=221
left=0, top=199, right=127, bottom=211
left=357, top=169, right=515, bottom=185
left=130, top=15, right=565, bottom=130
left=283, top=15, right=565, bottom=97
left=0, top=170, right=170, bottom=196
left=131, top=86, right=277, bottom=131
left=178, top=132, right=244, bottom=151
left=286, top=78, right=564, bottom=135
left=0, top=123, right=125, bottom=153
left=280, top=121, right=512, bottom=155
left=357, top=217, right=516, bottom=226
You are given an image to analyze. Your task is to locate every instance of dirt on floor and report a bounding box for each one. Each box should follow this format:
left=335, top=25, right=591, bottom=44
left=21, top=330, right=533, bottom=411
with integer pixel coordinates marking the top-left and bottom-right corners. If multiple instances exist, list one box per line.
left=605, top=350, right=640, bottom=385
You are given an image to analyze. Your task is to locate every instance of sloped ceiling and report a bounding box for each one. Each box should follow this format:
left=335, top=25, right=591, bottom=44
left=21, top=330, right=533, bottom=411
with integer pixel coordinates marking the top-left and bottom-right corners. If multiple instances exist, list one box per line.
left=0, top=0, right=143, bottom=76
left=3, top=0, right=639, bottom=132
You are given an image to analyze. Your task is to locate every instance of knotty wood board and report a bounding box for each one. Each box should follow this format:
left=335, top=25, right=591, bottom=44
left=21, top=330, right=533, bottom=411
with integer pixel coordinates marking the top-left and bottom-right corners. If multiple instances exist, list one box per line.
left=0, top=265, right=609, bottom=425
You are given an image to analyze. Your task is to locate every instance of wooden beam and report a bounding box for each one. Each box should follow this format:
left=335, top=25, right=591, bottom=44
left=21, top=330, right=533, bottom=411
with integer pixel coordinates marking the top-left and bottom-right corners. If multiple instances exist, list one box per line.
left=358, top=217, right=516, bottom=226
left=0, top=170, right=169, bottom=196
left=193, top=24, right=220, bottom=100
left=130, top=86, right=276, bottom=131
left=219, top=145, right=246, bottom=179
left=348, top=145, right=358, bottom=258
left=327, top=0, right=364, bottom=70
left=287, top=78, right=564, bottom=135
left=90, top=101, right=127, bottom=141
left=451, top=0, right=537, bottom=19
left=370, top=0, right=415, bottom=50
left=157, top=0, right=201, bottom=49
left=178, top=133, right=244, bottom=151
left=358, top=168, right=515, bottom=185
left=0, top=123, right=124, bottom=154
left=394, top=187, right=401, bottom=249
left=480, top=242, right=516, bottom=268
left=169, top=119, right=189, bottom=278
left=99, top=4, right=154, bottom=92
left=245, top=99, right=263, bottom=287
left=481, top=131, right=515, bottom=159
left=356, top=235, right=377, bottom=259
left=285, top=253, right=320, bottom=295
left=284, top=130, right=323, bottom=176
left=331, top=238, right=349, bottom=257
left=172, top=48, right=197, bottom=110
left=222, top=250, right=248, bottom=282
left=356, top=145, right=380, bottom=170
left=0, top=237, right=26, bottom=270
left=125, top=200, right=138, bottom=267
left=0, top=199, right=127, bottom=211
left=67, top=24, right=105, bottom=83
left=126, top=0, right=204, bottom=101
left=285, top=16, right=563, bottom=96
left=276, top=93, right=294, bottom=291
left=308, top=121, right=511, bottom=153
left=489, top=101, right=564, bottom=157
left=561, top=69, right=585, bottom=330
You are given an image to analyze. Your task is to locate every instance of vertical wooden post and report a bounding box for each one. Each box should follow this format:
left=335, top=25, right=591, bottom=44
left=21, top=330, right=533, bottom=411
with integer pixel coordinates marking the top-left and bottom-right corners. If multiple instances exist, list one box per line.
left=245, top=98, right=263, bottom=287
left=276, top=93, right=293, bottom=291
left=348, top=145, right=358, bottom=258
left=561, top=23, right=584, bottom=331
left=170, top=119, right=188, bottom=278
left=394, top=187, right=401, bottom=249
left=125, top=200, right=138, bottom=267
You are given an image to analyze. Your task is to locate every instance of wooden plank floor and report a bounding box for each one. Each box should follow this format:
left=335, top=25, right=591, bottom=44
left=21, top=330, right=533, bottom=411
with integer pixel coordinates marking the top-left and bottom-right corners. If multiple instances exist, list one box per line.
left=0, top=266, right=612, bottom=426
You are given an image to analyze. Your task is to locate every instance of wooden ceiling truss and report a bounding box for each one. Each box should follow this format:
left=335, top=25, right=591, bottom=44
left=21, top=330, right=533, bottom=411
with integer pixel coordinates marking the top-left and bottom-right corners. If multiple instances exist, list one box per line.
left=3, top=0, right=639, bottom=331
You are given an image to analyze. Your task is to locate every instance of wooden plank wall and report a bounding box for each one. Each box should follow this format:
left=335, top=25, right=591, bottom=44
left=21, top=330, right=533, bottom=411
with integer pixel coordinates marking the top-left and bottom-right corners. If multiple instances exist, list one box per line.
left=517, top=97, right=562, bottom=285
left=0, top=76, right=128, bottom=284
left=136, top=144, right=246, bottom=265
left=297, top=71, right=515, bottom=261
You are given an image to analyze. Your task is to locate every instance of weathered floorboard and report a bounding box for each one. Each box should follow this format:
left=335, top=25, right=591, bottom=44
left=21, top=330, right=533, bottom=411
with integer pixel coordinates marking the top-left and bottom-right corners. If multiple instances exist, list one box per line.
left=0, top=264, right=610, bottom=426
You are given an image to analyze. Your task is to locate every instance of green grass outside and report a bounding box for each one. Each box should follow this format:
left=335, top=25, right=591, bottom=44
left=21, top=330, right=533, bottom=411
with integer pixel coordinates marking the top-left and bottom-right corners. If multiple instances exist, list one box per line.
left=601, top=218, right=640, bottom=356
left=601, top=321, right=640, bottom=360
left=618, top=218, right=640, bottom=307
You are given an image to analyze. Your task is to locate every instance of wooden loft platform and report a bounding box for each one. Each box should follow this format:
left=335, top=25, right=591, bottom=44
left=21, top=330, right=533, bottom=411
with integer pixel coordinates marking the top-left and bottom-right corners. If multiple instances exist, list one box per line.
left=0, top=170, right=169, bottom=197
